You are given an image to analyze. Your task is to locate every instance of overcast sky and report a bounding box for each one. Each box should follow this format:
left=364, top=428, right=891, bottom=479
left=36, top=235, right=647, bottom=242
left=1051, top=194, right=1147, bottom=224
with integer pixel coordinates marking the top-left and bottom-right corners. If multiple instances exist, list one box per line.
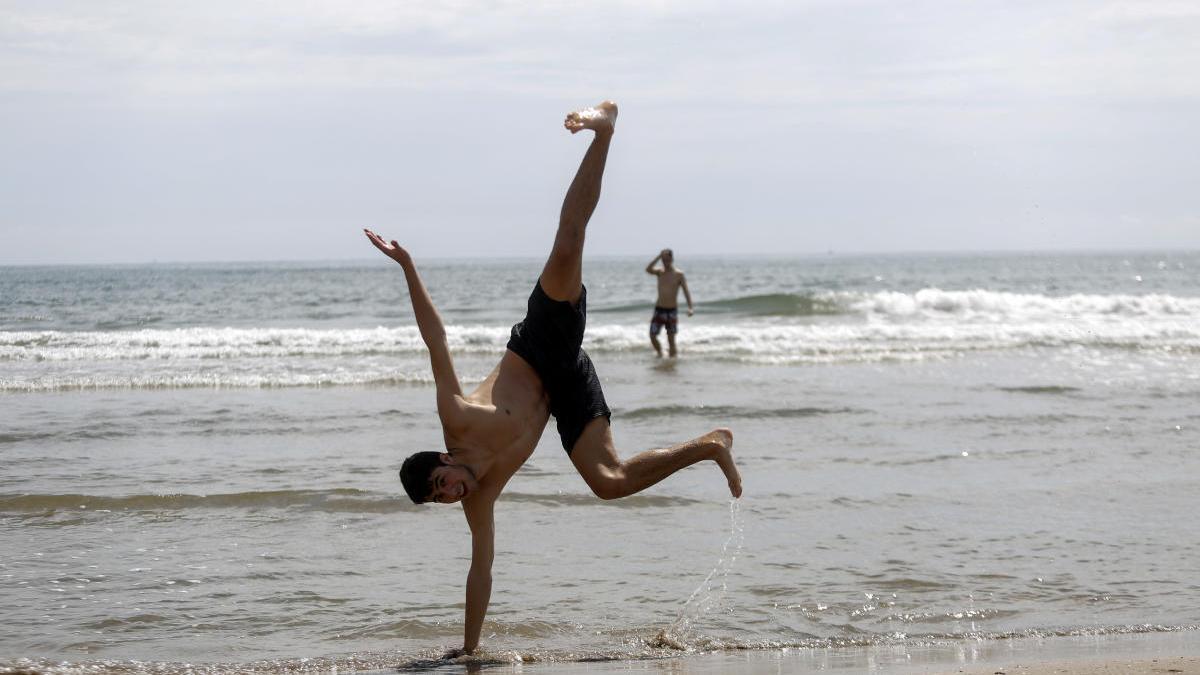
left=2, top=0, right=1198, bottom=264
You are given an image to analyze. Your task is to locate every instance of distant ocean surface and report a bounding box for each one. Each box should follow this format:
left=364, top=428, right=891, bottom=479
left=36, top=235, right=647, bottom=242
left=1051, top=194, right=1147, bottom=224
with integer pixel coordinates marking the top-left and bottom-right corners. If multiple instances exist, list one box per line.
left=2, top=252, right=1198, bottom=673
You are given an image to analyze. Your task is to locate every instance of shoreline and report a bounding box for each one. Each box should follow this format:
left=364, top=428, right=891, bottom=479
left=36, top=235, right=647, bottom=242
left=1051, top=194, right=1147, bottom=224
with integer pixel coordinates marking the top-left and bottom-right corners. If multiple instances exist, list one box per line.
left=6, top=628, right=1200, bottom=673
left=455, top=630, right=1200, bottom=674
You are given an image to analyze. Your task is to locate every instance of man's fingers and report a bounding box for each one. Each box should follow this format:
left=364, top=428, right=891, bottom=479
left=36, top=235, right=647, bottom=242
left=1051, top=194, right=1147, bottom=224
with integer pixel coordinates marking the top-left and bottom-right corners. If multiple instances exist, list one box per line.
left=365, top=230, right=395, bottom=252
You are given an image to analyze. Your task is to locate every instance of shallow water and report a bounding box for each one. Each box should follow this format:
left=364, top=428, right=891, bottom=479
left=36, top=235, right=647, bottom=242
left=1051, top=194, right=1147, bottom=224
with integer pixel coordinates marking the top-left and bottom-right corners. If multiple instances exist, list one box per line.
left=2, top=252, right=1199, bottom=672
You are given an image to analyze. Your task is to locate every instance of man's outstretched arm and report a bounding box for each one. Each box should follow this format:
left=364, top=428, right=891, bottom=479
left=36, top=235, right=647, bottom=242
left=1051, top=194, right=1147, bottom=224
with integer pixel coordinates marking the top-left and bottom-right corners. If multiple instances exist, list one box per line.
left=364, top=229, right=464, bottom=415
left=681, top=274, right=694, bottom=316
left=462, top=498, right=494, bottom=654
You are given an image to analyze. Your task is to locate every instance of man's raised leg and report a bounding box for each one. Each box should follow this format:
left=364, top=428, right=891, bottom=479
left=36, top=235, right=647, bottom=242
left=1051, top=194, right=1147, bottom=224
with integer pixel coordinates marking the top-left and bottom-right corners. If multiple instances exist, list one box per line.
left=570, top=420, right=743, bottom=500
left=540, top=101, right=617, bottom=304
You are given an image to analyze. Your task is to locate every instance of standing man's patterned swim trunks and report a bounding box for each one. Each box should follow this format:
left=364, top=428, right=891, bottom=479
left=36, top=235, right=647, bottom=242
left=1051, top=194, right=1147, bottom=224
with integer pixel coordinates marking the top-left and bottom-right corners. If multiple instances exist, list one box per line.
left=649, top=306, right=678, bottom=336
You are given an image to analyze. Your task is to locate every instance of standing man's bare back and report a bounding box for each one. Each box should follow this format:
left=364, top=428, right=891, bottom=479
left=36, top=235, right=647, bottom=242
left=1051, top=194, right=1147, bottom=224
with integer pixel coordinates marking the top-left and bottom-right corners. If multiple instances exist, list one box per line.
left=363, top=100, right=741, bottom=659
left=645, top=248, right=694, bottom=358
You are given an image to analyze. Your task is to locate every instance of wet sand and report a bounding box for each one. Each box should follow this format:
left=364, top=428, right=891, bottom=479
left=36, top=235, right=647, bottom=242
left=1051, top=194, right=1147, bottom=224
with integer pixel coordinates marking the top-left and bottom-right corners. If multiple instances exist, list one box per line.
left=452, top=630, right=1200, bottom=674
left=953, top=656, right=1199, bottom=674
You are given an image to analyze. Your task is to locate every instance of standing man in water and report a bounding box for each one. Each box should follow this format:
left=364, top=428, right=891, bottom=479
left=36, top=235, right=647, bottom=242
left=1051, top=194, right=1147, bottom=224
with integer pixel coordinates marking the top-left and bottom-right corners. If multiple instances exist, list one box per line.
left=645, top=249, right=694, bottom=358
left=363, top=100, right=742, bottom=659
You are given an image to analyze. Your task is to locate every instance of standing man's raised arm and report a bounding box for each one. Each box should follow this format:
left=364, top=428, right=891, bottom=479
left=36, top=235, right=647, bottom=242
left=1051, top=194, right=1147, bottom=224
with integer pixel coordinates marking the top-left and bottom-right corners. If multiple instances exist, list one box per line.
left=364, top=229, right=464, bottom=414
left=645, top=252, right=662, bottom=275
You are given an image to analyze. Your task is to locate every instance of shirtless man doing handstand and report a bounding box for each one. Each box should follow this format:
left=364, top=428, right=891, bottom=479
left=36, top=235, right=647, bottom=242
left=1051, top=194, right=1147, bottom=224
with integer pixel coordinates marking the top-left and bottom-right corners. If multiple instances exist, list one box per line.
left=364, top=100, right=742, bottom=658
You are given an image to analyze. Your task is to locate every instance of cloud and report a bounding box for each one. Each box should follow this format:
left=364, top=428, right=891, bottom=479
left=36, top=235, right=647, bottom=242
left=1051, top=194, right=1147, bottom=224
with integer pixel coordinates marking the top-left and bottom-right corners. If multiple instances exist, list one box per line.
left=2, top=0, right=1198, bottom=262
left=1092, top=1, right=1200, bottom=23
left=3, top=0, right=1199, bottom=107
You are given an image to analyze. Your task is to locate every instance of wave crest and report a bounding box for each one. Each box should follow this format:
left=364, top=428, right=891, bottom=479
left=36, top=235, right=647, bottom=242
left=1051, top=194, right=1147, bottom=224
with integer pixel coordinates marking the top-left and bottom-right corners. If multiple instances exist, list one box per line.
left=852, top=289, right=1200, bottom=319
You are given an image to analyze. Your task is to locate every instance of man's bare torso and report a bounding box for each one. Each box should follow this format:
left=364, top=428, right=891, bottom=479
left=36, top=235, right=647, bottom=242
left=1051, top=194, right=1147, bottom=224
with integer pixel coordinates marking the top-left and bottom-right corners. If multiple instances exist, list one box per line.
left=446, top=350, right=550, bottom=501
left=656, top=268, right=686, bottom=308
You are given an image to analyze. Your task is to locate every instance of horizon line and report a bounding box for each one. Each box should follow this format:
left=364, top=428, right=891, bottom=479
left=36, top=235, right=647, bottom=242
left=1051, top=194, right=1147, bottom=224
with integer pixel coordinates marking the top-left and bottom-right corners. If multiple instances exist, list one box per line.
left=2, top=246, right=1198, bottom=268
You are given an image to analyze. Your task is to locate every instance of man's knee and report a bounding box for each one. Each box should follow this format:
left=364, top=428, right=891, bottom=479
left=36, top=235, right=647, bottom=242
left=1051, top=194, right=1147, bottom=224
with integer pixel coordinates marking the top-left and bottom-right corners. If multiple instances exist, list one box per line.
left=584, top=470, right=627, bottom=501
left=550, top=233, right=583, bottom=265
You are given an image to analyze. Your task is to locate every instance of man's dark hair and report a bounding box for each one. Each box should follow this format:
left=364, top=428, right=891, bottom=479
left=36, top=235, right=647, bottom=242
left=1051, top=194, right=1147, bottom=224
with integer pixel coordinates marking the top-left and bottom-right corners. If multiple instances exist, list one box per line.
left=399, top=451, right=442, bottom=504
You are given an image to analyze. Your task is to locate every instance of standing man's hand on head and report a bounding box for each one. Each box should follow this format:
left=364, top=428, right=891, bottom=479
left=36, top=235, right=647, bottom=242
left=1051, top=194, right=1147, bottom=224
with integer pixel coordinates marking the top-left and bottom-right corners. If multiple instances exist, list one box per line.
left=645, top=252, right=663, bottom=276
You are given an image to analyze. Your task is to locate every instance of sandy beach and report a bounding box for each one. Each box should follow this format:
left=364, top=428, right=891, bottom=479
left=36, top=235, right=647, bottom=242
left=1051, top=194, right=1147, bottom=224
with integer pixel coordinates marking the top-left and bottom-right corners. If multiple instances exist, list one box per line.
left=953, top=656, right=1199, bottom=674
left=459, top=630, right=1200, bottom=674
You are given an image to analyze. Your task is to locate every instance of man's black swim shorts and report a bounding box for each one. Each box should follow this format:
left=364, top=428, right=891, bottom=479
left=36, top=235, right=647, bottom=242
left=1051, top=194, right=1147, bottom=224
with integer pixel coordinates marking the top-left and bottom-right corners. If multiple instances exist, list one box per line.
left=506, top=281, right=611, bottom=454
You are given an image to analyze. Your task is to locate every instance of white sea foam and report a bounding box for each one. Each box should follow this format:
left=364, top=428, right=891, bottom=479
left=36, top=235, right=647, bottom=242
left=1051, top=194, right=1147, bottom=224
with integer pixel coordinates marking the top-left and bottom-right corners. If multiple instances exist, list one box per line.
left=0, top=326, right=508, bottom=362
left=845, top=289, right=1200, bottom=320
left=4, top=319, right=1197, bottom=366
left=3, top=290, right=1199, bottom=390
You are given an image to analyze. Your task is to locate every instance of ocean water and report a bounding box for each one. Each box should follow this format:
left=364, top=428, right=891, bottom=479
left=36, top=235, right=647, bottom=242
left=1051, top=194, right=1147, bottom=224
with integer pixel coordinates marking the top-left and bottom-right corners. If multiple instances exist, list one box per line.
left=1, top=252, right=1199, bottom=673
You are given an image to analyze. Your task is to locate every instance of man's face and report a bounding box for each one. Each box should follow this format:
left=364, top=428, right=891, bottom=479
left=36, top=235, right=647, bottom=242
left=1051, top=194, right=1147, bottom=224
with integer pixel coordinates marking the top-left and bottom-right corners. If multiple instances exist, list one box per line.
left=661, top=249, right=673, bottom=265
left=428, top=462, right=477, bottom=504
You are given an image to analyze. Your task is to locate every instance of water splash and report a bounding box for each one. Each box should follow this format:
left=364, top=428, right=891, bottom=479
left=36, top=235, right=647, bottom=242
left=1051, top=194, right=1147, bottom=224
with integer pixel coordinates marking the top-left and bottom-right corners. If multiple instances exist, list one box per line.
left=653, top=499, right=745, bottom=649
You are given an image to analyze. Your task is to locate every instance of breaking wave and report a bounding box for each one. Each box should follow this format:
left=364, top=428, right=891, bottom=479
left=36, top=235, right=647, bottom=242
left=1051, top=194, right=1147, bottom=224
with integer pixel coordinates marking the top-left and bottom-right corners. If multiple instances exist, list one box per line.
left=599, top=289, right=1200, bottom=319
left=847, top=288, right=1200, bottom=319
left=3, top=289, right=1198, bottom=391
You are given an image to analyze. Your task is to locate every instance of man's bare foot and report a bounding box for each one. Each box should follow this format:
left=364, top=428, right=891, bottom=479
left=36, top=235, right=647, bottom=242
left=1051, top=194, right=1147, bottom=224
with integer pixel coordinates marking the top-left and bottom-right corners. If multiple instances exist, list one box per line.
left=564, top=100, right=618, bottom=135
left=704, top=428, right=742, bottom=498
